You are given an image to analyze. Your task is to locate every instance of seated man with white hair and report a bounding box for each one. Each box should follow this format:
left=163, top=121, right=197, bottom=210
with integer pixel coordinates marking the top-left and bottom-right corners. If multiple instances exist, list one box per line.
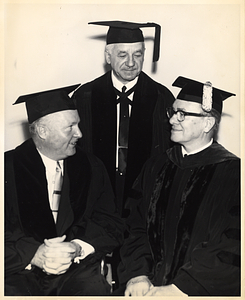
left=5, top=85, right=124, bottom=296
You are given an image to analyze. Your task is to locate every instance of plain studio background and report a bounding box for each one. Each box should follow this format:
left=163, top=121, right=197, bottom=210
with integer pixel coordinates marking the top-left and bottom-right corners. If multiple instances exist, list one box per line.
left=4, top=2, right=242, bottom=157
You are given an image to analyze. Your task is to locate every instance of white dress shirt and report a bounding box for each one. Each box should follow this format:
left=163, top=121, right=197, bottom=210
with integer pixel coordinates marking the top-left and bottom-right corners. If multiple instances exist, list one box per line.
left=38, top=150, right=64, bottom=209
left=181, top=139, right=213, bottom=157
left=27, top=150, right=95, bottom=266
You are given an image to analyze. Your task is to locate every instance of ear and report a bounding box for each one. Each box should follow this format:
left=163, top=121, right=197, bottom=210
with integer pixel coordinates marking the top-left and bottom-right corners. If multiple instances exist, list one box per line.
left=105, top=50, right=111, bottom=64
left=36, top=124, right=48, bottom=140
left=204, top=116, right=215, bottom=133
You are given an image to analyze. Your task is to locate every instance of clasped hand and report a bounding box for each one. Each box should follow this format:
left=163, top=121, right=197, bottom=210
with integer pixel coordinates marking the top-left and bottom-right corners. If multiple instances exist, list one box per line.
left=31, top=235, right=80, bottom=275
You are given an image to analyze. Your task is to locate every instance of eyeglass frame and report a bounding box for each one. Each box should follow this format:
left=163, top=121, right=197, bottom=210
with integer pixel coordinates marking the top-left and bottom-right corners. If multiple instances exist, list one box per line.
left=166, top=106, right=208, bottom=122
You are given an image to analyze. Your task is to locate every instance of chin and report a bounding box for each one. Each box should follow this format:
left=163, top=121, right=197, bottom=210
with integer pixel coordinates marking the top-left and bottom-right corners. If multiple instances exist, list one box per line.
left=70, top=149, right=76, bottom=155
left=67, top=148, right=76, bottom=157
left=170, top=134, right=181, bottom=144
left=122, top=72, right=138, bottom=80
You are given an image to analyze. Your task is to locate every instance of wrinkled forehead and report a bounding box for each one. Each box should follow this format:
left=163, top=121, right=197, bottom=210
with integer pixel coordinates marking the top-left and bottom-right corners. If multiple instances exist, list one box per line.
left=112, top=42, right=145, bottom=53
left=173, top=99, right=203, bottom=111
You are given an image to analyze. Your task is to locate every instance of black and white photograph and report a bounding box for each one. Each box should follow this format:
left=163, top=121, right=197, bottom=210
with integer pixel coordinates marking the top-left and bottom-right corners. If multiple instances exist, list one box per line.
left=3, top=0, right=244, bottom=297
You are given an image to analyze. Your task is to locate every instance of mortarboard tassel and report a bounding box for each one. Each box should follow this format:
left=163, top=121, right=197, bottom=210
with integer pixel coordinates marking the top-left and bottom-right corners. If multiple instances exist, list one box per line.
left=202, top=81, right=213, bottom=112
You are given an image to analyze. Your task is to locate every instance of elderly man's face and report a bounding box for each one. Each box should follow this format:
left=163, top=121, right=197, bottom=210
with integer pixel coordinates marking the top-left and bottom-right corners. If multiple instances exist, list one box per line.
left=169, top=99, right=209, bottom=152
left=106, top=42, right=145, bottom=84
left=43, top=110, right=82, bottom=161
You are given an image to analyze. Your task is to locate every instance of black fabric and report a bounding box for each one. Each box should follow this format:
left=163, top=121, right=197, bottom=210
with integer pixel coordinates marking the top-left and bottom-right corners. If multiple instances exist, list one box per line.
left=152, top=164, right=217, bottom=285
left=172, top=76, right=235, bottom=114
left=73, top=71, right=175, bottom=215
left=14, top=84, right=79, bottom=123
left=115, top=171, right=126, bottom=215
left=118, top=143, right=240, bottom=296
left=147, top=159, right=176, bottom=264
left=5, top=258, right=111, bottom=296
left=167, top=141, right=238, bottom=168
left=4, top=139, right=124, bottom=295
left=88, top=21, right=161, bottom=62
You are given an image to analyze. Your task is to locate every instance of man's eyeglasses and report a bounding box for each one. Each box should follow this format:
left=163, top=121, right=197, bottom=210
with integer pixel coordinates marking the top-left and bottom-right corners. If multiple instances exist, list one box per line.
left=166, top=107, right=207, bottom=122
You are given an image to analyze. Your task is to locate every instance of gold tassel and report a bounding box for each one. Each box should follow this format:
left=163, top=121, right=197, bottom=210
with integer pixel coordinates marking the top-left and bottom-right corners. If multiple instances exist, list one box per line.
left=202, top=81, right=213, bottom=112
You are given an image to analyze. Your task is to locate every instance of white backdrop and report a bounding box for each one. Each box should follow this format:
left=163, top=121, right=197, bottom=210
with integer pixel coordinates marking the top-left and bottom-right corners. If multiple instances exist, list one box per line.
left=4, top=2, right=243, bottom=157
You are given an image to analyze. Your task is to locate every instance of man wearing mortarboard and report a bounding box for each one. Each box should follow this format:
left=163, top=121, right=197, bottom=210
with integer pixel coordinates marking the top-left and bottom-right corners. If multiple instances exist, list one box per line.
left=72, top=21, right=175, bottom=217
left=117, top=77, right=240, bottom=296
left=4, top=85, right=124, bottom=296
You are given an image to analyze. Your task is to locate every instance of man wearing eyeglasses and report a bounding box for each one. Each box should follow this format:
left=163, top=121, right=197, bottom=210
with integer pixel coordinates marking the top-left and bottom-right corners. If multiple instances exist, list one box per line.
left=116, top=76, right=240, bottom=296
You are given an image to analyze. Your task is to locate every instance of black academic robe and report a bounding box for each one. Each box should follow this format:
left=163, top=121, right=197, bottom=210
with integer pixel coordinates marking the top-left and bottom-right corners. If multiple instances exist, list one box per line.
left=73, top=71, right=175, bottom=211
left=118, top=142, right=240, bottom=296
left=4, top=139, right=124, bottom=295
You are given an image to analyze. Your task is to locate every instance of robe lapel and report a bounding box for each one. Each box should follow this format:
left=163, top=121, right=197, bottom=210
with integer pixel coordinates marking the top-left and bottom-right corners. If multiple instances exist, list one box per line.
left=56, top=148, right=91, bottom=237
left=91, top=72, right=117, bottom=186
left=14, top=139, right=57, bottom=241
left=125, top=72, right=158, bottom=193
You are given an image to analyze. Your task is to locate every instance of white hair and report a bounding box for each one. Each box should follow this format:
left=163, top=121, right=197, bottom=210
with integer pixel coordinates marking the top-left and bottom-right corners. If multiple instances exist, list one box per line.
left=105, top=44, right=115, bottom=55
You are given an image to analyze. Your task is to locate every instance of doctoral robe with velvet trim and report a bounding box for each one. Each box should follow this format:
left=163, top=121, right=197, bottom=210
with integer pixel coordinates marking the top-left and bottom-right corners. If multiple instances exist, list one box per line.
left=118, top=142, right=240, bottom=296
left=4, top=138, right=124, bottom=295
left=72, top=71, right=175, bottom=212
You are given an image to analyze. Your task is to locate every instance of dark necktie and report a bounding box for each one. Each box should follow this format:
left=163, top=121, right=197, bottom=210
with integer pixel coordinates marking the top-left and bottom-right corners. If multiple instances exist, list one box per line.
left=52, top=161, right=63, bottom=223
left=114, top=85, right=135, bottom=175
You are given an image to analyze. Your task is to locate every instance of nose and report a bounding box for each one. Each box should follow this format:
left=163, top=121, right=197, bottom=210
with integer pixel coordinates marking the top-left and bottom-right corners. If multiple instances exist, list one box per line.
left=125, top=54, right=135, bottom=67
left=169, top=113, right=178, bottom=125
left=74, top=125, right=82, bottom=138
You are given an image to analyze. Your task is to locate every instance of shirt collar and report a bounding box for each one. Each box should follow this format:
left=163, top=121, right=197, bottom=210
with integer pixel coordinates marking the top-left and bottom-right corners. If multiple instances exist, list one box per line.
left=111, top=71, right=138, bottom=92
left=181, top=139, right=213, bottom=157
left=37, top=149, right=64, bottom=175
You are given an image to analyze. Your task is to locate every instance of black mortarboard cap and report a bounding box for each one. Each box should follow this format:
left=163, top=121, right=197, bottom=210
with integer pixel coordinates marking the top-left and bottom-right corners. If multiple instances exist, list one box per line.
left=13, top=84, right=80, bottom=123
left=172, top=76, right=235, bottom=114
left=89, top=20, right=161, bottom=62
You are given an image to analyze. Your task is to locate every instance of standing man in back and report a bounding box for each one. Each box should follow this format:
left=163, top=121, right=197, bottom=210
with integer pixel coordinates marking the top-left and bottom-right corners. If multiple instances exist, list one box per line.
left=73, top=21, right=175, bottom=216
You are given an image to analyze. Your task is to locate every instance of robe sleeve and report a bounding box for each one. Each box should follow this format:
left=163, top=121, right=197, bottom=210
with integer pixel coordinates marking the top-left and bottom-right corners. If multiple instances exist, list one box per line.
left=117, top=157, right=162, bottom=285
left=5, top=151, right=41, bottom=276
left=69, top=156, right=125, bottom=258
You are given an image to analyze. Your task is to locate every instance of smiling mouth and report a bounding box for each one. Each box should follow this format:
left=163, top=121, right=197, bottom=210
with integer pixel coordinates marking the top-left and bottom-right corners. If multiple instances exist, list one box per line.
left=70, top=140, right=78, bottom=146
left=171, top=128, right=182, bottom=132
left=123, top=68, right=136, bottom=71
